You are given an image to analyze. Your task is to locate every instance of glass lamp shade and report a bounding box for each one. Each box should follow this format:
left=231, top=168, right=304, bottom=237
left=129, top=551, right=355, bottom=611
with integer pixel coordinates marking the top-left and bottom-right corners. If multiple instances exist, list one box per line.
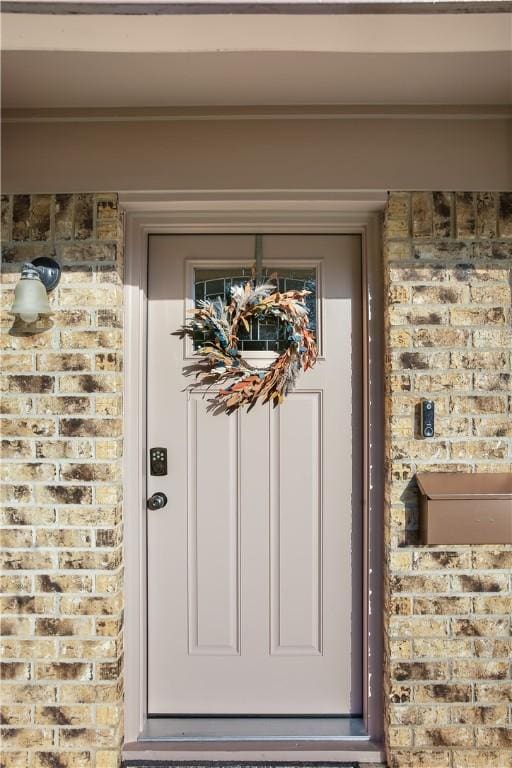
left=11, top=265, right=52, bottom=324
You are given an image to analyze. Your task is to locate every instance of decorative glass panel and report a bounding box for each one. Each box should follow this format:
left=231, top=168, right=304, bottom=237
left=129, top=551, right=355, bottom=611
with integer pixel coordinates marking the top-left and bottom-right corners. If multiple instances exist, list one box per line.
left=193, top=267, right=317, bottom=352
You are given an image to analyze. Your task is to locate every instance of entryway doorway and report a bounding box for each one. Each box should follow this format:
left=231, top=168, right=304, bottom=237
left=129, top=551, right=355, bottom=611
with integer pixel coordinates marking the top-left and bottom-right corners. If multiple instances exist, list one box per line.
left=122, top=194, right=384, bottom=759
left=146, top=233, right=362, bottom=718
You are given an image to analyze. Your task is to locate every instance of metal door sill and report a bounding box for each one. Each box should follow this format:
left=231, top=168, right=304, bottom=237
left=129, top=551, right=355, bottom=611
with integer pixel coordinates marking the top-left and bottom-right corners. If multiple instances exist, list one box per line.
left=140, top=717, right=370, bottom=743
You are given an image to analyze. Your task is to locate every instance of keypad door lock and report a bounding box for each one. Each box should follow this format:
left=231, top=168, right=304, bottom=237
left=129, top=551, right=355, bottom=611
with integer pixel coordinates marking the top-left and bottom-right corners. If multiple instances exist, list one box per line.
left=150, top=447, right=167, bottom=476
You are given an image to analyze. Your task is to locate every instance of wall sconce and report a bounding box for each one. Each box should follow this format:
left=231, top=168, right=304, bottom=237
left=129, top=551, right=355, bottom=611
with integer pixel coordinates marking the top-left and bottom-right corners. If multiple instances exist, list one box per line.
left=10, top=257, right=61, bottom=327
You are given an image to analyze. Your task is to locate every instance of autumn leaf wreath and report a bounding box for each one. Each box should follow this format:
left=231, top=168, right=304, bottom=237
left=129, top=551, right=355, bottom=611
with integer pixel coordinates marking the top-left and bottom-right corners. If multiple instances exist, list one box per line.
left=178, top=278, right=318, bottom=412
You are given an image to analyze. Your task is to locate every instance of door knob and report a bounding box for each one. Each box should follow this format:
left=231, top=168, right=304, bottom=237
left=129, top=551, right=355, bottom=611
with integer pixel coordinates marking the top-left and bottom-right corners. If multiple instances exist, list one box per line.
left=147, top=492, right=168, bottom=511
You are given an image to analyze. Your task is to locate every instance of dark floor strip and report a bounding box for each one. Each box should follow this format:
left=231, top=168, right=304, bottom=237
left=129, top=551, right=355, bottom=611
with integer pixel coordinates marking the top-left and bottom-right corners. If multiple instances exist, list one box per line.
left=123, top=762, right=359, bottom=767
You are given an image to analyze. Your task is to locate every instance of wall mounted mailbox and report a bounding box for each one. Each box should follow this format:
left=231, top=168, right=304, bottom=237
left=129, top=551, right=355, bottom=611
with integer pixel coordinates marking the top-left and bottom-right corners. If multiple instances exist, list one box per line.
left=417, top=472, right=512, bottom=545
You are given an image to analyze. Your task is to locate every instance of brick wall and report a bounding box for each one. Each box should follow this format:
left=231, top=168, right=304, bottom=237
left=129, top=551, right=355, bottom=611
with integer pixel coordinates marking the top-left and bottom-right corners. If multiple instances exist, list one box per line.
left=1, top=190, right=511, bottom=768
left=1, top=194, right=124, bottom=768
left=384, top=192, right=512, bottom=768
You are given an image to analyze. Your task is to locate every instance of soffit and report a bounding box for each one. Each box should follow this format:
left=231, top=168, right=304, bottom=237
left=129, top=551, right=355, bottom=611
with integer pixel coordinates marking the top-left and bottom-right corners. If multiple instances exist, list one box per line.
left=2, top=12, right=511, bottom=108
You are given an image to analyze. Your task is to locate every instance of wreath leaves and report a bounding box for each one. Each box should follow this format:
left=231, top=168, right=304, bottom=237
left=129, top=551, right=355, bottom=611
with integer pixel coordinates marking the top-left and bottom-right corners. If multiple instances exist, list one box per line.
left=179, top=279, right=317, bottom=412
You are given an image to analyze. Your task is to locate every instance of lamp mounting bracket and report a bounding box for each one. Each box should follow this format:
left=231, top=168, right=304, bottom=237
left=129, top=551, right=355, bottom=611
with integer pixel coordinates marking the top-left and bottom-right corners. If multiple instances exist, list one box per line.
left=31, top=256, right=61, bottom=291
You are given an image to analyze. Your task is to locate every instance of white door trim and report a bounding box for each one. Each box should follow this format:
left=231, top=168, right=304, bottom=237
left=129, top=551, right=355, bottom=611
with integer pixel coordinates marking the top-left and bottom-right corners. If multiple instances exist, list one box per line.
left=121, top=190, right=386, bottom=751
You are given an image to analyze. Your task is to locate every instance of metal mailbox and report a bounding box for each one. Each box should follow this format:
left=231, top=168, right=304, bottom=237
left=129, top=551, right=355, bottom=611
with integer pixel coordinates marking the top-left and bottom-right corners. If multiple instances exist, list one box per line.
left=417, top=472, right=512, bottom=545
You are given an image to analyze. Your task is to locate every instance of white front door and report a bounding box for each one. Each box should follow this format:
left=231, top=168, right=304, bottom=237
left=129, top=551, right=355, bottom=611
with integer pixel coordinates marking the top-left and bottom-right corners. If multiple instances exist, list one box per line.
left=147, top=234, right=362, bottom=715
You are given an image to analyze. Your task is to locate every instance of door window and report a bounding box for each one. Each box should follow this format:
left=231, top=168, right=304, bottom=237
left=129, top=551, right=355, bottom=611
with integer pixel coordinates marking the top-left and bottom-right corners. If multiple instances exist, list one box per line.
left=193, top=267, right=317, bottom=352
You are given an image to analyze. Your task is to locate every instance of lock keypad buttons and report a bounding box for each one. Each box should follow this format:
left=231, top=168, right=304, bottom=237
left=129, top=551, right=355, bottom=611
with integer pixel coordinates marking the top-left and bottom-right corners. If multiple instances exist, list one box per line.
left=150, top=447, right=168, bottom=476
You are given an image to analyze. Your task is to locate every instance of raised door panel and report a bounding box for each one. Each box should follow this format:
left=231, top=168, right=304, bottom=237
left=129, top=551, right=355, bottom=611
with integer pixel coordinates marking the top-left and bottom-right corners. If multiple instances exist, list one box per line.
left=187, top=395, right=240, bottom=655
left=270, top=393, right=322, bottom=655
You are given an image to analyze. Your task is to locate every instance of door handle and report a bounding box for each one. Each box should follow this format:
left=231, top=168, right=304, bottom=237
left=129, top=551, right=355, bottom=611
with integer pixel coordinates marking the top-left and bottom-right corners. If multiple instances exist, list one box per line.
left=147, top=492, right=168, bottom=511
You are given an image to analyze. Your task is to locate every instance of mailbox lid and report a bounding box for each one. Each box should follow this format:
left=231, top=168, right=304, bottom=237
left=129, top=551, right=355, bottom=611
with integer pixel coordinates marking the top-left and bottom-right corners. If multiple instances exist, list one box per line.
left=417, top=472, right=512, bottom=501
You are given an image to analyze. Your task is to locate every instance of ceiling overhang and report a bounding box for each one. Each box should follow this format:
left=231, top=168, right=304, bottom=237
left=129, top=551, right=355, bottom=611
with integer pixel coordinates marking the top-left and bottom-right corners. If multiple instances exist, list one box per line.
left=2, top=0, right=512, bottom=12
left=3, top=11, right=511, bottom=52
left=2, top=9, right=511, bottom=108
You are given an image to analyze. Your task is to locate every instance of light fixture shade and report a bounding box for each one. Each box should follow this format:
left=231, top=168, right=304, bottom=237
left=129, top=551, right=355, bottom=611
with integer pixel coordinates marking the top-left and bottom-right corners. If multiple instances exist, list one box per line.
left=11, top=263, right=52, bottom=323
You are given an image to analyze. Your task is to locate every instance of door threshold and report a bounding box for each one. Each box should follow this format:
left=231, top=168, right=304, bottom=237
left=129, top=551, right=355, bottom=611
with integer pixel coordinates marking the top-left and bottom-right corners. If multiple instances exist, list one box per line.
left=140, top=717, right=370, bottom=743
left=126, top=722, right=385, bottom=765
left=124, top=741, right=386, bottom=765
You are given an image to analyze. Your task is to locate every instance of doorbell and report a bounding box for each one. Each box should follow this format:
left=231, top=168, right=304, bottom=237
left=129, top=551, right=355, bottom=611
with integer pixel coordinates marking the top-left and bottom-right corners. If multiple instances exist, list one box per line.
left=421, top=399, right=435, bottom=438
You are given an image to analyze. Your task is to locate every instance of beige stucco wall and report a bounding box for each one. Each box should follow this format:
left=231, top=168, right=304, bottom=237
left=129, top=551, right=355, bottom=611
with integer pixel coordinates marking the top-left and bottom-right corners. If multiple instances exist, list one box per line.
left=2, top=115, right=511, bottom=193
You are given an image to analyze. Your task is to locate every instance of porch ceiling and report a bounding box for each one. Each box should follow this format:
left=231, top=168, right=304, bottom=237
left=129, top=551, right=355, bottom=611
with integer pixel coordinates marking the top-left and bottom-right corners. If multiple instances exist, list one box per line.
left=2, top=12, right=511, bottom=108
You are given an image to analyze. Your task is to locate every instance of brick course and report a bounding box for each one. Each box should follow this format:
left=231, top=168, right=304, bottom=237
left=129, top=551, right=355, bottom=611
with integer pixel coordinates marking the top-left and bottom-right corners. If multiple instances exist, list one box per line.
left=384, top=191, right=512, bottom=768
left=1, top=193, right=123, bottom=768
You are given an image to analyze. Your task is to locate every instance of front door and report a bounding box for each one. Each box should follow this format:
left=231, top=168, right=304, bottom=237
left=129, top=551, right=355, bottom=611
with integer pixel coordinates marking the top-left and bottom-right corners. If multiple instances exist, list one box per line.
left=147, top=234, right=362, bottom=716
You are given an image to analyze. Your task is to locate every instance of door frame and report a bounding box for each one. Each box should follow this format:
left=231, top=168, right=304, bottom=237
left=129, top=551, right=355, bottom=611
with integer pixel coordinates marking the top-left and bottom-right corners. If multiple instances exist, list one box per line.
left=121, top=190, right=387, bottom=751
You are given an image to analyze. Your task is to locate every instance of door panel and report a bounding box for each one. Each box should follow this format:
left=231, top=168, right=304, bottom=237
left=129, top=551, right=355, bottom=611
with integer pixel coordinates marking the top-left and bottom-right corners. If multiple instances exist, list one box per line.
left=187, top=394, right=240, bottom=655
left=270, top=394, right=322, bottom=656
left=147, top=234, right=362, bottom=715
